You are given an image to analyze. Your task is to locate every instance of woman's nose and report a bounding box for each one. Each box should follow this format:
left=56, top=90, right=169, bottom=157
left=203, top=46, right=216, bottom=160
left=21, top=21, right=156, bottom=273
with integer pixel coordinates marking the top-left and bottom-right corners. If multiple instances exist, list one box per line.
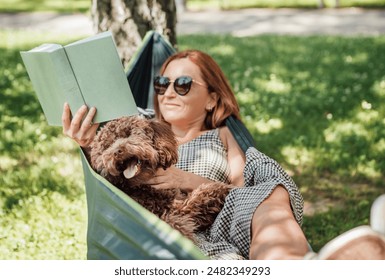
left=163, top=83, right=177, bottom=97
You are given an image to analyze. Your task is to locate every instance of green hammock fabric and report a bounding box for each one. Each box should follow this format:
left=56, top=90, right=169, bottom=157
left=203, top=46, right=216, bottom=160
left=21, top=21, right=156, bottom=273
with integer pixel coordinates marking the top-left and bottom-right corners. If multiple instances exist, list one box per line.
left=81, top=31, right=255, bottom=259
left=81, top=150, right=207, bottom=260
left=126, top=31, right=176, bottom=110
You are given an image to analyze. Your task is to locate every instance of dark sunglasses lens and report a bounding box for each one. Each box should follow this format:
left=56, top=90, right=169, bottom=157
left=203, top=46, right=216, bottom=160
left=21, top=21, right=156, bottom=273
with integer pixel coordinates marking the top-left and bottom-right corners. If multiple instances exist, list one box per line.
left=174, top=76, right=192, bottom=95
left=154, top=76, right=169, bottom=95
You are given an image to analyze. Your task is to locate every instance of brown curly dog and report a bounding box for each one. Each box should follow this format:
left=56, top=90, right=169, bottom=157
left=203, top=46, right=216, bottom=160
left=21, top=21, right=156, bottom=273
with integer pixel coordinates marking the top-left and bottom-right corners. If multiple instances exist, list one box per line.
left=89, top=115, right=233, bottom=241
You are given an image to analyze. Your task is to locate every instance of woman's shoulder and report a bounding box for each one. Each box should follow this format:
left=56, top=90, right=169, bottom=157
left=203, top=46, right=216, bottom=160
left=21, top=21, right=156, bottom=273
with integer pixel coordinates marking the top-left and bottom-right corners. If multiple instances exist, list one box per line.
left=218, top=126, right=246, bottom=186
left=218, top=126, right=232, bottom=149
left=219, top=125, right=246, bottom=157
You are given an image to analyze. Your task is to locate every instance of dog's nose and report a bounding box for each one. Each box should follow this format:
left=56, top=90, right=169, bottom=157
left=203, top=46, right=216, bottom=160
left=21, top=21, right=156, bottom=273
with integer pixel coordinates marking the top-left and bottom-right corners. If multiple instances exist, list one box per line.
left=114, top=149, right=123, bottom=157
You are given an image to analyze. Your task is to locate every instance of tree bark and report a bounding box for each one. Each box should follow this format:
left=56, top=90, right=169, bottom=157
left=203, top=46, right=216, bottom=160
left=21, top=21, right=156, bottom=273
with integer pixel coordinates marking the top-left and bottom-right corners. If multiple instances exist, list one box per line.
left=91, top=0, right=177, bottom=67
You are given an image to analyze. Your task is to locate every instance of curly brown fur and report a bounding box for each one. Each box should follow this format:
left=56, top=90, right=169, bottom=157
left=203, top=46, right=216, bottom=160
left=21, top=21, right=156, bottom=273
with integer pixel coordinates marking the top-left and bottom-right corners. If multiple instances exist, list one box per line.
left=90, top=115, right=233, bottom=241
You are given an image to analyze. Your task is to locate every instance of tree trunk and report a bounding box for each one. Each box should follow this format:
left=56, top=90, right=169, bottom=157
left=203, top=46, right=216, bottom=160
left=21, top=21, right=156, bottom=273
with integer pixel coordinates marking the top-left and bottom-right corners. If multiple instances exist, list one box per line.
left=91, top=0, right=177, bottom=67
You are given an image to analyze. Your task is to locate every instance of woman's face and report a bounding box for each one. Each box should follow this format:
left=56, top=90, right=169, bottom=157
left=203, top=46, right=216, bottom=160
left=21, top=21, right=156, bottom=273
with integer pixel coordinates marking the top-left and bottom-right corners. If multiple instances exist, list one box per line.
left=157, top=58, right=215, bottom=128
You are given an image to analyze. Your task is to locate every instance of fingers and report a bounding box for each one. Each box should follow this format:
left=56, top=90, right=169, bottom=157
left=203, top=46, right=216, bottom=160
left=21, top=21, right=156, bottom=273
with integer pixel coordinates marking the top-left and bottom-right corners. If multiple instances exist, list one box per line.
left=71, top=105, right=89, bottom=132
left=78, top=107, right=99, bottom=147
left=62, top=102, right=72, bottom=133
left=80, top=106, right=97, bottom=132
left=62, top=103, right=99, bottom=147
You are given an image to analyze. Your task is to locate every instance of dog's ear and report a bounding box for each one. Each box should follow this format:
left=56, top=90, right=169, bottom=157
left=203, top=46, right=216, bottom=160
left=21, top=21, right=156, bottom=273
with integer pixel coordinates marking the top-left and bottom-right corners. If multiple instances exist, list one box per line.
left=149, top=120, right=178, bottom=169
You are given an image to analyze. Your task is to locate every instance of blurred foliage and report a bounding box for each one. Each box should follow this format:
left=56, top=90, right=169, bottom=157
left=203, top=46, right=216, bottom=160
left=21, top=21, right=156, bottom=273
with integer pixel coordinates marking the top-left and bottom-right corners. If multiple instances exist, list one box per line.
left=1, top=30, right=384, bottom=258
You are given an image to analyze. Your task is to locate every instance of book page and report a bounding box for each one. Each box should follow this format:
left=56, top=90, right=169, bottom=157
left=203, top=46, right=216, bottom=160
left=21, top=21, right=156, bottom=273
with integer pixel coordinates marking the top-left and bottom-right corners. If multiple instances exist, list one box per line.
left=20, top=47, right=85, bottom=126
left=64, top=31, right=138, bottom=123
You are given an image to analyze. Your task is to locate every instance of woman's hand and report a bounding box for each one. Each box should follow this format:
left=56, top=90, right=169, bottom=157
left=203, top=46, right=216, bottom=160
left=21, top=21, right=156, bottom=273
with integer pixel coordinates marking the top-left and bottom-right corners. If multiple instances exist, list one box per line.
left=147, top=166, right=213, bottom=192
left=62, top=102, right=99, bottom=148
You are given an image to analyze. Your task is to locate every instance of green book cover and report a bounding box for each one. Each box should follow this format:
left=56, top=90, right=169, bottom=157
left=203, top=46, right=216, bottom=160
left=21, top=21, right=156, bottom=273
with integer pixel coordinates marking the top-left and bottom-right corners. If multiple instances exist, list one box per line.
left=20, top=31, right=138, bottom=126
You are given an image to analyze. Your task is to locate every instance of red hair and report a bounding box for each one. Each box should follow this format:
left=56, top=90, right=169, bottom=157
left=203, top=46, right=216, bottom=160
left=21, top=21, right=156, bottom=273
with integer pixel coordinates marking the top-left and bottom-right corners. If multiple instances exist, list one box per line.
left=153, top=50, right=241, bottom=129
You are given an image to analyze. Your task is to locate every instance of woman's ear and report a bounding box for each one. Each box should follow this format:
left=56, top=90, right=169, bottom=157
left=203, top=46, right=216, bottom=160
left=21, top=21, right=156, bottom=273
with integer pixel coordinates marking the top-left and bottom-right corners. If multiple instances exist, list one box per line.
left=207, top=91, right=219, bottom=111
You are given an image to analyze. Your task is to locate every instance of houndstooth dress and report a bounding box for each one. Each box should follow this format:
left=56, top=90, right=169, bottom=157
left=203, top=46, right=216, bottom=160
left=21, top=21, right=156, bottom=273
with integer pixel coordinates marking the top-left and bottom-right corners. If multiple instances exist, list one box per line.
left=175, top=128, right=304, bottom=260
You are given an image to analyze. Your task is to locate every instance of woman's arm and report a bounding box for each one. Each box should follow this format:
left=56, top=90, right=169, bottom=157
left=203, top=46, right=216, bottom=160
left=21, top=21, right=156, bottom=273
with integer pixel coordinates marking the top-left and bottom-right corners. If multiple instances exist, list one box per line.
left=220, top=126, right=246, bottom=186
left=249, top=185, right=309, bottom=259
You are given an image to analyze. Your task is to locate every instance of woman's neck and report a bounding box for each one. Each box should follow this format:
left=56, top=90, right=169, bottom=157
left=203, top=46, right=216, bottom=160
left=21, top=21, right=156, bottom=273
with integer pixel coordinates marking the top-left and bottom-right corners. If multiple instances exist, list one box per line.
left=172, top=123, right=207, bottom=145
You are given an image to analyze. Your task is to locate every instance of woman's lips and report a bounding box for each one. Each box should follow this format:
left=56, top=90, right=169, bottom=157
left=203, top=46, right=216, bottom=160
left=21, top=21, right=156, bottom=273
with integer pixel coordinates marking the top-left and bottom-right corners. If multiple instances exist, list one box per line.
left=163, top=103, right=180, bottom=107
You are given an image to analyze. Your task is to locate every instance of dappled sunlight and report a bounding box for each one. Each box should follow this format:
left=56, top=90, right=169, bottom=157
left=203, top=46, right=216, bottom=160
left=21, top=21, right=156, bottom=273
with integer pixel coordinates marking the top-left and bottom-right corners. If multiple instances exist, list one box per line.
left=0, top=155, right=18, bottom=170
left=254, top=118, right=283, bottom=134
left=209, top=44, right=235, bottom=56
left=254, top=73, right=292, bottom=95
left=373, top=138, right=385, bottom=154
left=372, top=77, right=385, bottom=98
left=355, top=161, right=382, bottom=180
left=361, top=100, right=372, bottom=110
left=344, top=52, right=369, bottom=64
left=320, top=96, right=384, bottom=180
left=237, top=87, right=258, bottom=104
left=281, top=146, right=316, bottom=172
left=356, top=108, right=379, bottom=122
left=323, top=121, right=368, bottom=143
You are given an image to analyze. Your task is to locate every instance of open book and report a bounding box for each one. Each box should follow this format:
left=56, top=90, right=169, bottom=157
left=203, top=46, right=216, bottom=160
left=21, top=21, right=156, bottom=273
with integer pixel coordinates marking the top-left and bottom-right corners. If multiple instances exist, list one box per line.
left=20, top=31, right=138, bottom=126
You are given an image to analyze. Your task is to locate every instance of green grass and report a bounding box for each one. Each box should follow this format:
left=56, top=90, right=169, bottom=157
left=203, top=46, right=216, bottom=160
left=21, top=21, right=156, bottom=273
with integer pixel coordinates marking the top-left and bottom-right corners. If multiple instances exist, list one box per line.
left=0, top=0, right=90, bottom=13
left=1, top=30, right=384, bottom=258
left=187, top=0, right=385, bottom=10
left=0, top=31, right=88, bottom=259
left=0, top=0, right=385, bottom=13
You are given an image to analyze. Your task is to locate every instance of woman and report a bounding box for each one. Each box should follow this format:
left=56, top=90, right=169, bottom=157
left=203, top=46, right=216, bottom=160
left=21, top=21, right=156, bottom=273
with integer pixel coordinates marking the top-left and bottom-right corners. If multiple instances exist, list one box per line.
left=62, top=50, right=309, bottom=259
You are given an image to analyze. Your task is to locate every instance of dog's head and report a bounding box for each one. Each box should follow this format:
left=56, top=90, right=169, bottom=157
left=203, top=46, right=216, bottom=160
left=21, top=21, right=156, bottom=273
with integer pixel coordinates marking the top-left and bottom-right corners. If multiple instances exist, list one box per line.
left=90, top=115, right=178, bottom=185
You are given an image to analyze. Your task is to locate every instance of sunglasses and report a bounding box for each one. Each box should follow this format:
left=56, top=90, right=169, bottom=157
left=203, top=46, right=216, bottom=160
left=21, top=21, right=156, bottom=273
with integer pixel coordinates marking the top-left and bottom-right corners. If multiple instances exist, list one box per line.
left=154, top=75, right=207, bottom=96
